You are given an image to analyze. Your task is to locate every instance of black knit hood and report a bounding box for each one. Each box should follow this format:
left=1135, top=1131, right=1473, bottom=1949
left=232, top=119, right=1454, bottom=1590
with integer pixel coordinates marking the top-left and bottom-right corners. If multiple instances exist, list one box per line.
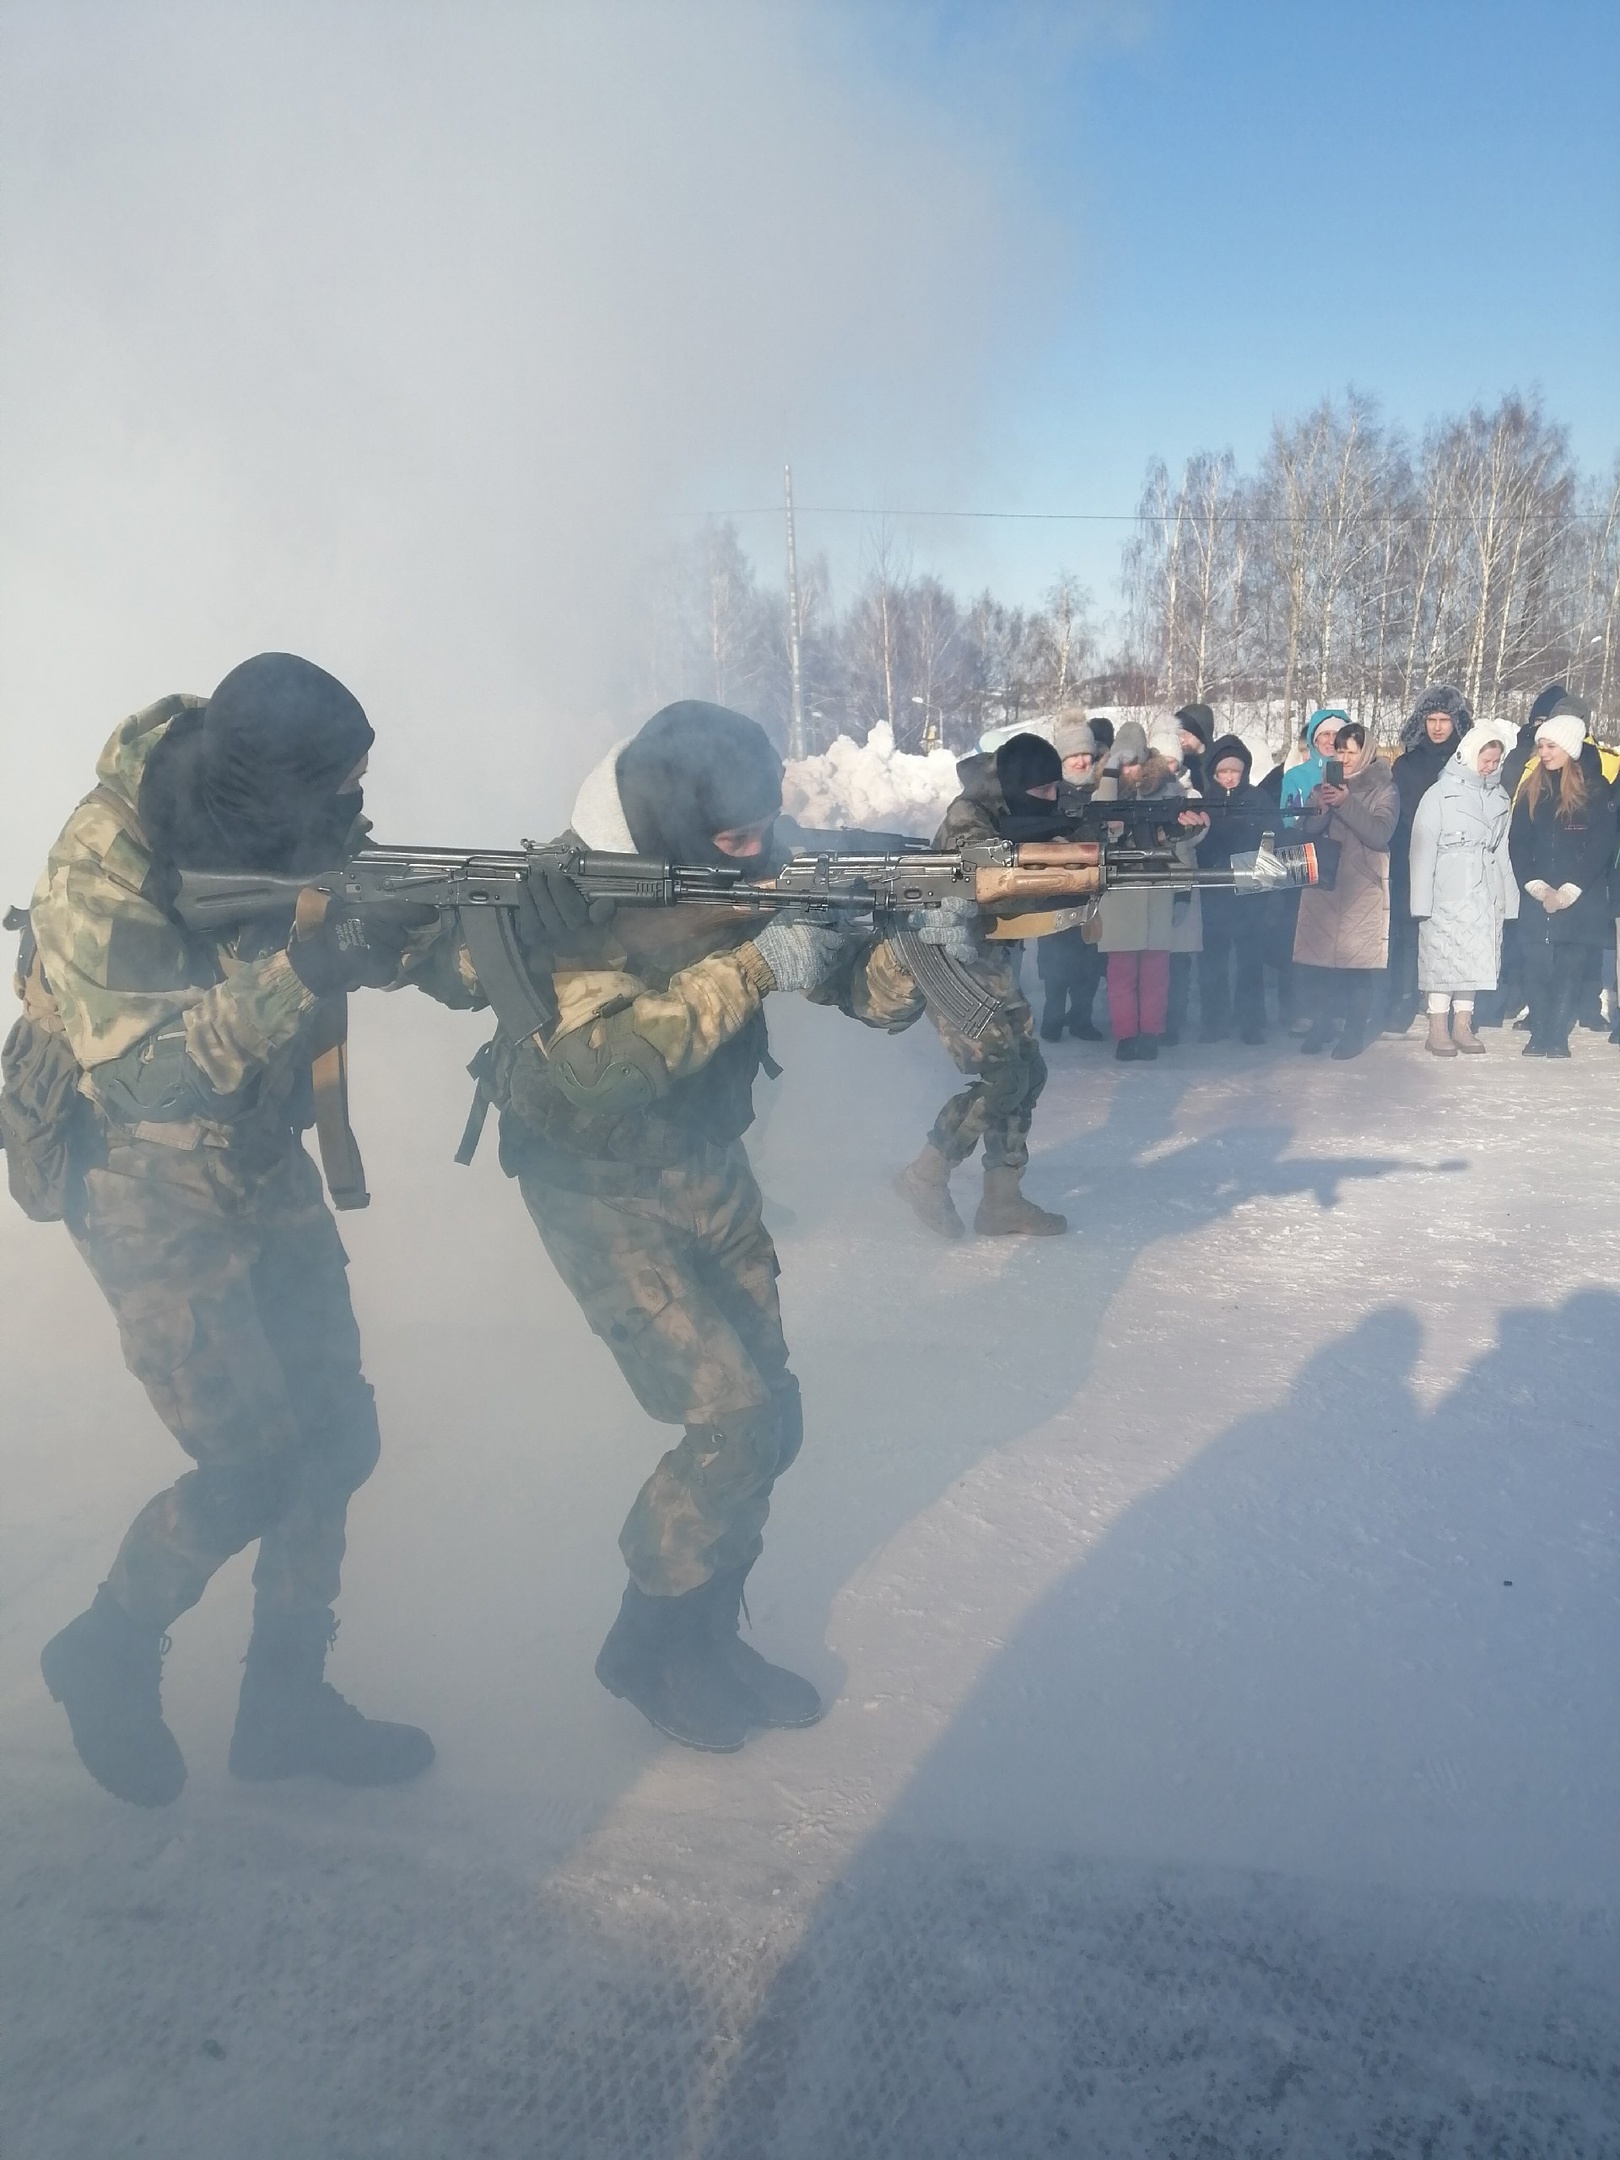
left=616, top=701, right=784, bottom=867
left=138, top=652, right=374, bottom=873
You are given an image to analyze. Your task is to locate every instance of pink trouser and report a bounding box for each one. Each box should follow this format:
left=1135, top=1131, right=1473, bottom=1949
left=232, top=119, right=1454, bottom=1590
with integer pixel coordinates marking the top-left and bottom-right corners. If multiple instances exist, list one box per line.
left=1107, top=950, right=1169, bottom=1039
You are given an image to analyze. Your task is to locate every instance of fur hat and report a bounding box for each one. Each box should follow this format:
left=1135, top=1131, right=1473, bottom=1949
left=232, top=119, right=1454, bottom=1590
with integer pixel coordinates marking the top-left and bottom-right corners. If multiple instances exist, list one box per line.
left=1400, top=683, right=1472, bottom=751
left=1535, top=712, right=1586, bottom=761
left=1054, top=712, right=1097, bottom=761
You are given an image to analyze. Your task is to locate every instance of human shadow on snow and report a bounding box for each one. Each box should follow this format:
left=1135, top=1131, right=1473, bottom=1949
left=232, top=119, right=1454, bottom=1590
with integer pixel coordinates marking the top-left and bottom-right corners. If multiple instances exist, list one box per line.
left=697, top=1292, right=1620, bottom=2159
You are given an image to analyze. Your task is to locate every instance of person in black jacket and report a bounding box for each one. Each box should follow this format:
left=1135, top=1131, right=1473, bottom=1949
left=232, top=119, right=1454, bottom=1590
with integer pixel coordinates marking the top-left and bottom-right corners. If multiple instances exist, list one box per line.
left=1196, top=734, right=1271, bottom=1042
left=1385, top=685, right=1471, bottom=1034
left=1485, top=681, right=1571, bottom=1029
left=1174, top=702, right=1214, bottom=797
left=1507, top=708, right=1616, bottom=1055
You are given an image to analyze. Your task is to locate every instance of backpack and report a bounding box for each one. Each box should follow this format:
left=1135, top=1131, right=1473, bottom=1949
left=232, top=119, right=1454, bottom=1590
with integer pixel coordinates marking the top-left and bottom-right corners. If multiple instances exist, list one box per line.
left=0, top=906, right=103, bottom=1226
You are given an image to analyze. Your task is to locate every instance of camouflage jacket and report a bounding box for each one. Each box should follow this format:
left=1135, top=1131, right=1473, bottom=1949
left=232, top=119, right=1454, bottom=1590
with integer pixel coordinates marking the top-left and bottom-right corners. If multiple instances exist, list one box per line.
left=29, top=698, right=472, bottom=1142
left=486, top=745, right=924, bottom=1172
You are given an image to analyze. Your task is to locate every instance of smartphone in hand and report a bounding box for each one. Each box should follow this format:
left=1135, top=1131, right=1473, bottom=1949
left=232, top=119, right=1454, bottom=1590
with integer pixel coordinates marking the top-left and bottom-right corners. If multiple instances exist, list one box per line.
left=1323, top=757, right=1345, bottom=787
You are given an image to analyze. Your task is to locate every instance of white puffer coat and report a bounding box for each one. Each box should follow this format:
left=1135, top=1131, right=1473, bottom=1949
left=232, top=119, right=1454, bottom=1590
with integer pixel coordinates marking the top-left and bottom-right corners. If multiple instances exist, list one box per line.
left=1408, top=725, right=1519, bottom=993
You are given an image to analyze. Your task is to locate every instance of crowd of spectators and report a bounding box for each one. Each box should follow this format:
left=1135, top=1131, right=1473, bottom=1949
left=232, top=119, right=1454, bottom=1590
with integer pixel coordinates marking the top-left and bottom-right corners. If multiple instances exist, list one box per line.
left=1034, top=681, right=1615, bottom=1063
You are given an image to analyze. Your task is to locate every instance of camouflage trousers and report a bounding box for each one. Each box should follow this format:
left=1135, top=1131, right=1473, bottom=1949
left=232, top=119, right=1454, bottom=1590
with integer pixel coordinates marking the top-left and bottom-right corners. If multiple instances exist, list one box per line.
left=514, top=1140, right=800, bottom=1597
left=73, top=1134, right=379, bottom=1631
left=926, top=953, right=1048, bottom=1173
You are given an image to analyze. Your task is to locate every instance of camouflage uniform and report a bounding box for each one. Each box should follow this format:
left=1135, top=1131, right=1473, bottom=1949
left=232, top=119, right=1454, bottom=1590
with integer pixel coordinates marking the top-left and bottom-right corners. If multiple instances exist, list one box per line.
left=28, top=699, right=469, bottom=1631
left=922, top=777, right=1048, bottom=1173
left=485, top=873, right=921, bottom=1597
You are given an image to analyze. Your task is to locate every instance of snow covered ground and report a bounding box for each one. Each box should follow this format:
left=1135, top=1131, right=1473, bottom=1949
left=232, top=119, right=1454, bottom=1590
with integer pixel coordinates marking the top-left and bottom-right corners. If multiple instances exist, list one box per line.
left=3, top=982, right=1619, bottom=2158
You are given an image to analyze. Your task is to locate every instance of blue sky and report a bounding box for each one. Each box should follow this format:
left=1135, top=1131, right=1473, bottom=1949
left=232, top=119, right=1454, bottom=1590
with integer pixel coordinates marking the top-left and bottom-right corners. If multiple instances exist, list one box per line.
left=748, top=0, right=1620, bottom=615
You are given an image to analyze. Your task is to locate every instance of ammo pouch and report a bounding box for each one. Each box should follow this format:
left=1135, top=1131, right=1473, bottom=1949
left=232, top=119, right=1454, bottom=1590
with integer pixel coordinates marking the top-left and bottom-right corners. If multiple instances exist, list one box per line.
left=0, top=906, right=103, bottom=1225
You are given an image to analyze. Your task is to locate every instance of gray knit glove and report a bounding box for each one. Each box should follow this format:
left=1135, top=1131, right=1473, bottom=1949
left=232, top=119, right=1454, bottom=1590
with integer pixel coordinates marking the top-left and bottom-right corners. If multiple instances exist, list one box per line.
left=905, top=897, right=979, bottom=961
left=752, top=912, right=849, bottom=993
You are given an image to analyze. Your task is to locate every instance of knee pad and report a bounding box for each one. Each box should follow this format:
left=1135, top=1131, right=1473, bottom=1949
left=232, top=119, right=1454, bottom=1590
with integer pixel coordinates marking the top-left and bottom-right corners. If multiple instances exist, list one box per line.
left=189, top=1455, right=301, bottom=1555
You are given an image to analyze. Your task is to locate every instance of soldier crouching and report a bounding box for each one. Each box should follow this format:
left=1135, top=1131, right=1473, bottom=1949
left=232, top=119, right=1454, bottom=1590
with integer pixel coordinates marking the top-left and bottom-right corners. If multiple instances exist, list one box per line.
left=20, top=655, right=444, bottom=1806
left=474, top=701, right=921, bottom=1753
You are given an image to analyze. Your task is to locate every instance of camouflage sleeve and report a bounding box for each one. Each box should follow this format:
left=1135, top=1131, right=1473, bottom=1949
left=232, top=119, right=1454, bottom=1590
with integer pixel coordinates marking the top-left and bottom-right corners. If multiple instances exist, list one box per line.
left=806, top=936, right=926, bottom=1033
left=548, top=944, right=773, bottom=1083
left=33, top=839, right=316, bottom=1086
left=395, top=917, right=486, bottom=1011
left=932, top=795, right=999, bottom=851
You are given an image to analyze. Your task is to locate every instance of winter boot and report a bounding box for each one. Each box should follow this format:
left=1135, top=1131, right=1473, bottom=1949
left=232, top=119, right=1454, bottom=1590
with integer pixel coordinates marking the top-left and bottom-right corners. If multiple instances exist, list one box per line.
left=595, top=1579, right=757, bottom=1752
left=1113, top=1035, right=1141, bottom=1062
left=1299, top=1018, right=1335, bottom=1054
left=1068, top=1016, right=1104, bottom=1042
left=40, top=1587, right=186, bottom=1808
left=892, top=1144, right=964, bottom=1240
left=1451, top=1010, right=1485, bottom=1054
left=1425, top=1012, right=1458, bottom=1057
left=1039, top=999, right=1066, bottom=1044
left=228, top=1611, right=434, bottom=1785
left=1331, top=1019, right=1369, bottom=1060
left=706, top=1567, right=822, bottom=1728
left=974, top=1163, right=1067, bottom=1236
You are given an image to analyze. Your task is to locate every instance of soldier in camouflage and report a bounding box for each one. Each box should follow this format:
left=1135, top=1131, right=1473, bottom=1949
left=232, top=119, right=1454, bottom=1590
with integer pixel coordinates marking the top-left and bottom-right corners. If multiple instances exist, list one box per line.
left=26, top=655, right=464, bottom=1807
left=474, top=701, right=923, bottom=1753
left=892, top=732, right=1069, bottom=1239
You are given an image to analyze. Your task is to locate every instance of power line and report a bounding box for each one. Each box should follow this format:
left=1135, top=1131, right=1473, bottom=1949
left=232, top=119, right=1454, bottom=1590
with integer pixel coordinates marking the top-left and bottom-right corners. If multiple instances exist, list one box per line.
left=681, top=505, right=1610, bottom=527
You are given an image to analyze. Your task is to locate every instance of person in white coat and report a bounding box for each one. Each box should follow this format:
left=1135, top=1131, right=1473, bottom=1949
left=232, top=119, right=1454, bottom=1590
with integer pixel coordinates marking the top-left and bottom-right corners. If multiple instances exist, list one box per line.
left=1408, top=721, right=1518, bottom=1056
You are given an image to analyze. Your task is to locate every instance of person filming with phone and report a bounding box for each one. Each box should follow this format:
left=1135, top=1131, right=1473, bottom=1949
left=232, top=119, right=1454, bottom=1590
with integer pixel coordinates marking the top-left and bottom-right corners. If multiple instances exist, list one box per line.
left=1290, top=720, right=1399, bottom=1059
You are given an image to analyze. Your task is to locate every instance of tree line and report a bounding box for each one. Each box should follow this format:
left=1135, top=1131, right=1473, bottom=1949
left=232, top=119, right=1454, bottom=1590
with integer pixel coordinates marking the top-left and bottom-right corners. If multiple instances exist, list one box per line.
left=633, top=390, right=1620, bottom=756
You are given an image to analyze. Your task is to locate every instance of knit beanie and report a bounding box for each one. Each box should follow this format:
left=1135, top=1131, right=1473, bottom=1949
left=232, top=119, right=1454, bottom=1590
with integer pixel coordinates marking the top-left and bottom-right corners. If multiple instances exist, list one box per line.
left=1527, top=682, right=1569, bottom=727
left=1535, top=712, right=1586, bottom=761
left=1088, top=716, right=1115, bottom=751
left=1054, top=712, right=1097, bottom=760
left=1109, top=719, right=1148, bottom=768
left=1146, top=719, right=1184, bottom=765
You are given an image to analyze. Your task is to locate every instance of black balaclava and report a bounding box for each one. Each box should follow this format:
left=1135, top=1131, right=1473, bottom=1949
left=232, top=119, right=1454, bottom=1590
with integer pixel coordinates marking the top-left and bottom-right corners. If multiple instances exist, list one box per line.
left=992, top=732, right=1065, bottom=839
left=616, top=701, right=784, bottom=867
left=140, top=653, right=375, bottom=872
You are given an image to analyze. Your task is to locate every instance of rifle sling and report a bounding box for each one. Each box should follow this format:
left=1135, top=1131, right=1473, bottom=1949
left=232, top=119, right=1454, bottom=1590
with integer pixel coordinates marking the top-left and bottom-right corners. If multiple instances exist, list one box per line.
left=308, top=997, right=370, bottom=1211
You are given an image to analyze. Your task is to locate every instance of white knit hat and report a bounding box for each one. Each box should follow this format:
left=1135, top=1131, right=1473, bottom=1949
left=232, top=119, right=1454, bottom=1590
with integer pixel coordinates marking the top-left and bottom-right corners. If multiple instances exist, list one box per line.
left=1146, top=719, right=1184, bottom=764
left=1536, top=713, right=1586, bottom=760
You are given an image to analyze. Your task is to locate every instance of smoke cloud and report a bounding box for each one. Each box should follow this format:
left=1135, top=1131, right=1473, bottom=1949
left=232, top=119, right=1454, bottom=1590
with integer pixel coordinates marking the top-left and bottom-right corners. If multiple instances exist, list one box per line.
left=0, top=0, right=1059, bottom=880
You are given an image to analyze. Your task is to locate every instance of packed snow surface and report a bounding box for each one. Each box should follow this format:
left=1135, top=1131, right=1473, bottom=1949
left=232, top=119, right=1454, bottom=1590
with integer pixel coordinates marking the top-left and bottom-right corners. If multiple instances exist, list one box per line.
left=3, top=988, right=1619, bottom=2157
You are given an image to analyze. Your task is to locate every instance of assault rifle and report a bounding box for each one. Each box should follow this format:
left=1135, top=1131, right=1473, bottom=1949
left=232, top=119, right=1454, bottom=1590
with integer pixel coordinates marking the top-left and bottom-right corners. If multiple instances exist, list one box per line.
left=175, top=832, right=1317, bottom=1046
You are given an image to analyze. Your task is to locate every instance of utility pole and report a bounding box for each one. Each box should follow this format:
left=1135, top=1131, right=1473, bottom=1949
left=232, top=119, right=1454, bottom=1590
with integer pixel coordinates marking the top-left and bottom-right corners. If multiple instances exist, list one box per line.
left=784, top=462, right=806, bottom=760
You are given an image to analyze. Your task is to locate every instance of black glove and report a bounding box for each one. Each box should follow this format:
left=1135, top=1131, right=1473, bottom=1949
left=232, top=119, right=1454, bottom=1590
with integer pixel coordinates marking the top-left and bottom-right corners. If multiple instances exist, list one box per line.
left=287, top=904, right=404, bottom=996
left=527, top=866, right=614, bottom=941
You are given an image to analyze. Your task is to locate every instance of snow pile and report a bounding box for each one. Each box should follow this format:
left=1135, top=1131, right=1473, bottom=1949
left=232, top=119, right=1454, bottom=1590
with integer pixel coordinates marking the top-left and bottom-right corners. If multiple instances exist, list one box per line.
left=784, top=722, right=961, bottom=839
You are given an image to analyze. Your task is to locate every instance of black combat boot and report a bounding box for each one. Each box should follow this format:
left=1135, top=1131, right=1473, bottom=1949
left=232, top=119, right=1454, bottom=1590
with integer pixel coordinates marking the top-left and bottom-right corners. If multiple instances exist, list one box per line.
left=229, top=1610, right=434, bottom=1786
left=40, top=1586, right=187, bottom=1808
left=595, top=1579, right=758, bottom=1752
left=705, top=1566, right=823, bottom=1728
